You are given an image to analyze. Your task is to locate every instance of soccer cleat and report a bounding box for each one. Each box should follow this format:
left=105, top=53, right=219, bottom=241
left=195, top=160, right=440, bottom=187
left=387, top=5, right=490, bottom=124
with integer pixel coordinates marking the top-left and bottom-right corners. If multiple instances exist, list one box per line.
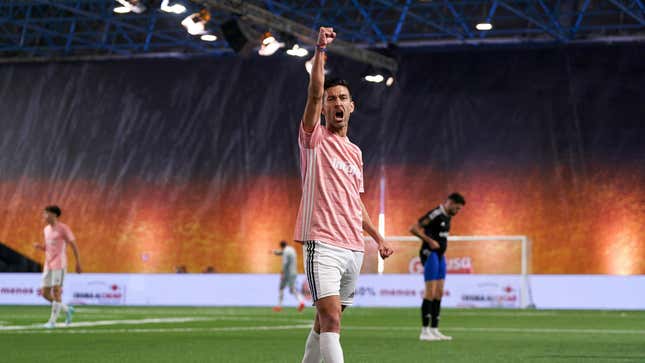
left=432, top=329, right=452, bottom=341
left=43, top=322, right=56, bottom=329
left=65, top=306, right=75, bottom=326
left=419, top=328, right=440, bottom=341
left=297, top=302, right=305, bottom=312
left=272, top=306, right=283, bottom=312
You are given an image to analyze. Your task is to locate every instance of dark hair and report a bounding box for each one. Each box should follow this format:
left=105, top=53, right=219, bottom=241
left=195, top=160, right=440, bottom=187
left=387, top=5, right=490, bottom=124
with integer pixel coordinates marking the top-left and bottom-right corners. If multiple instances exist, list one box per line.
left=279, top=240, right=287, bottom=248
left=44, top=205, right=62, bottom=217
left=324, top=78, right=352, bottom=98
left=447, top=193, right=466, bottom=205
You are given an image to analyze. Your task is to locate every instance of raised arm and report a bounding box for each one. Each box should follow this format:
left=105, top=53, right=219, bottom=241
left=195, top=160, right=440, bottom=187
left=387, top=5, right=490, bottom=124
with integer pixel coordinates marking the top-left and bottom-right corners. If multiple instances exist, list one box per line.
left=361, top=200, right=393, bottom=259
left=301, top=27, right=336, bottom=132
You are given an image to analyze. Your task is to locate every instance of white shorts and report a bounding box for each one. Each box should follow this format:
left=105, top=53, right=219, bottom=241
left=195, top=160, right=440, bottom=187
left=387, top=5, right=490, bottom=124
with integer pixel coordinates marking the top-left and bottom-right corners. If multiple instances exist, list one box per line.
left=42, top=269, right=65, bottom=287
left=280, top=274, right=297, bottom=290
left=303, top=240, right=364, bottom=306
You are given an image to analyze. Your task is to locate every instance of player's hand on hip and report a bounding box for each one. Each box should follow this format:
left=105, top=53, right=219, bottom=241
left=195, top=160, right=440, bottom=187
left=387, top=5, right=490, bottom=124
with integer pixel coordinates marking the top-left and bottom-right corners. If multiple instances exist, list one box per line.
left=317, top=27, right=336, bottom=48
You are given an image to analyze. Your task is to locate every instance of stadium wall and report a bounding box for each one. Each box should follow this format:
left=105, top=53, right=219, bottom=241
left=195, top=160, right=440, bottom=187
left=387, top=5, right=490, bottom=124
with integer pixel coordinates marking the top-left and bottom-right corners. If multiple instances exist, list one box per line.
left=0, top=45, right=643, bottom=274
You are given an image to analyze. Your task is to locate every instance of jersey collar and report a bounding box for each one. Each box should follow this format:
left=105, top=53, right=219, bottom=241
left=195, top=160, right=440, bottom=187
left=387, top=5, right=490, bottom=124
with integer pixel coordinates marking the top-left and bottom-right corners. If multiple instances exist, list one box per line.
left=439, top=204, right=449, bottom=217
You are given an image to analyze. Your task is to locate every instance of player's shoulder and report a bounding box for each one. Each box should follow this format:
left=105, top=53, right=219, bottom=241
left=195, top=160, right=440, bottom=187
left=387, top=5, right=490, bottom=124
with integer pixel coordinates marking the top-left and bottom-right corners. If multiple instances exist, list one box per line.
left=427, top=206, right=443, bottom=219
left=57, top=222, right=74, bottom=233
left=298, top=119, right=324, bottom=146
left=345, top=139, right=363, bottom=158
left=347, top=138, right=362, bottom=151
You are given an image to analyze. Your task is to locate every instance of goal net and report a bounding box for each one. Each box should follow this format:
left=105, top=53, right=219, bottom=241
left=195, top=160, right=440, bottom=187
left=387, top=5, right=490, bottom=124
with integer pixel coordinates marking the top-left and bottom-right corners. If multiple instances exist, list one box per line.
left=362, top=235, right=534, bottom=308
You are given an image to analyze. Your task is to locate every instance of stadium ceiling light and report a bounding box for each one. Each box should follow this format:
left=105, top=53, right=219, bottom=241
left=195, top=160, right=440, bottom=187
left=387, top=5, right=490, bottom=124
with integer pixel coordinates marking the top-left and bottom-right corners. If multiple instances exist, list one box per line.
left=305, top=59, right=313, bottom=74
left=286, top=44, right=308, bottom=58
left=181, top=9, right=211, bottom=36
left=113, top=6, right=130, bottom=14
left=262, top=32, right=276, bottom=46
left=115, top=0, right=146, bottom=14
left=198, top=0, right=397, bottom=72
left=363, top=67, right=386, bottom=83
left=365, top=74, right=384, bottom=83
left=476, top=23, right=493, bottom=31
left=305, top=59, right=329, bottom=75
left=200, top=34, right=217, bottom=42
left=386, top=76, right=395, bottom=87
left=160, top=0, right=187, bottom=14
left=258, top=32, right=284, bottom=56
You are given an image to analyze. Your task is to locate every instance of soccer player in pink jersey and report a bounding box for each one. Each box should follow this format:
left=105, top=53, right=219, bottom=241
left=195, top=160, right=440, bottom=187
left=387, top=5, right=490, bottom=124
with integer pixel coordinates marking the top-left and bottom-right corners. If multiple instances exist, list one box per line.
left=33, top=205, right=82, bottom=328
left=295, top=27, right=394, bottom=363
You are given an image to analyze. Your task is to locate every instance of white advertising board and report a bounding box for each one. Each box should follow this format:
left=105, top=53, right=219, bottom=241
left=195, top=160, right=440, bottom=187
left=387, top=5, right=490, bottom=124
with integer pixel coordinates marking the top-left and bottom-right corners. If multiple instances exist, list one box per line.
left=0, top=273, right=643, bottom=310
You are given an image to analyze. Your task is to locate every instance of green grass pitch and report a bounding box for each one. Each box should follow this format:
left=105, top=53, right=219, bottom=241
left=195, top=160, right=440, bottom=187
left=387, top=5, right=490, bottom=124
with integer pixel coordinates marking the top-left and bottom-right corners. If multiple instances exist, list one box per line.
left=1, top=306, right=644, bottom=362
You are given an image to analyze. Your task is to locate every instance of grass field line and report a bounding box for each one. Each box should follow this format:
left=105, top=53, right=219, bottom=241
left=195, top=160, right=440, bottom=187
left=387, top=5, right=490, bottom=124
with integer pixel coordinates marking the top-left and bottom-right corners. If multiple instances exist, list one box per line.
left=0, top=316, right=312, bottom=331
left=0, top=324, right=313, bottom=334
left=73, top=309, right=310, bottom=318
left=2, top=320, right=645, bottom=336
left=72, top=309, right=280, bottom=315
left=345, top=326, right=645, bottom=335
left=444, top=311, right=635, bottom=318
left=0, top=317, right=212, bottom=330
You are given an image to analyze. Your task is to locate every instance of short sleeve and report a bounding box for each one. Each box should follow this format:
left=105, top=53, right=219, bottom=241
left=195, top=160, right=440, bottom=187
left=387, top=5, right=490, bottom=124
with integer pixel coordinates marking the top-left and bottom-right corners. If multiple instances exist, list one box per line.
left=418, top=211, right=433, bottom=227
left=299, top=119, right=324, bottom=149
left=419, top=208, right=441, bottom=226
left=63, top=225, right=76, bottom=243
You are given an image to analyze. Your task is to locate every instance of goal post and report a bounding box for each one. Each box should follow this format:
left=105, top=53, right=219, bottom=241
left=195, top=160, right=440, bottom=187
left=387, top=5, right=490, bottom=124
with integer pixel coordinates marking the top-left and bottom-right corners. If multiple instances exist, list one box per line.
left=363, top=235, right=535, bottom=308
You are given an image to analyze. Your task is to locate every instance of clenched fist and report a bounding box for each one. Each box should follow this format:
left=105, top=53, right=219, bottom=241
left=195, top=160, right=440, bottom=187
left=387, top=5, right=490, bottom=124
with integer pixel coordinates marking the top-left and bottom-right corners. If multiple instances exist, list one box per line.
left=317, top=27, right=336, bottom=48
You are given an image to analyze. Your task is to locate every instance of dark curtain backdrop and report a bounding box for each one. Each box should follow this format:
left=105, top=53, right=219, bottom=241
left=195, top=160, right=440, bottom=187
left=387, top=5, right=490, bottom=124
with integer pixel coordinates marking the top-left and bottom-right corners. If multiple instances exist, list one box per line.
left=1, top=44, right=643, bottom=274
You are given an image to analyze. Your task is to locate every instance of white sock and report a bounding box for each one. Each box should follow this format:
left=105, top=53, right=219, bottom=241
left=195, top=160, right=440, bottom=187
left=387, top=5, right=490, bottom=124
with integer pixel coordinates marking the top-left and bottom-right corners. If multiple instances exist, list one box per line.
left=320, top=332, right=343, bottom=363
left=301, top=329, right=321, bottom=363
left=295, top=292, right=305, bottom=304
left=49, top=302, right=61, bottom=323
left=278, top=290, right=284, bottom=306
left=59, top=302, right=69, bottom=313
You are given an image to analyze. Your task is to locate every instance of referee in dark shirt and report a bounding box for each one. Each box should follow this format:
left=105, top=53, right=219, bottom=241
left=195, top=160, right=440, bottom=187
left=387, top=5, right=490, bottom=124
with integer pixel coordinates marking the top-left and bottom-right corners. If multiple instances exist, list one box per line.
left=410, top=193, right=465, bottom=341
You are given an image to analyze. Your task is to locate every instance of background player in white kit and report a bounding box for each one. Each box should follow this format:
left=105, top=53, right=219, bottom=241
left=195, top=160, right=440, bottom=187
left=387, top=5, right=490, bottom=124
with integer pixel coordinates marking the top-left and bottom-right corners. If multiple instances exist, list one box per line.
left=271, top=240, right=306, bottom=312
left=33, top=205, right=82, bottom=328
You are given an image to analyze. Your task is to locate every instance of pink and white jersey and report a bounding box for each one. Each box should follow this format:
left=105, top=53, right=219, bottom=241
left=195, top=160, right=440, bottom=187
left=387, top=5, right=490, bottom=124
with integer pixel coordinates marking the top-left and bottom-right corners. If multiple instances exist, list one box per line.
left=43, top=222, right=75, bottom=271
left=294, top=120, right=365, bottom=252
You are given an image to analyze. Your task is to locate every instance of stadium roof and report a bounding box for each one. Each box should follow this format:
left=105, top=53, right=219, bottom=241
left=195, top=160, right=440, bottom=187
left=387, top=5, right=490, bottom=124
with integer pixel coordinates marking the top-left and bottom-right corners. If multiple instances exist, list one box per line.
left=1, top=0, right=644, bottom=64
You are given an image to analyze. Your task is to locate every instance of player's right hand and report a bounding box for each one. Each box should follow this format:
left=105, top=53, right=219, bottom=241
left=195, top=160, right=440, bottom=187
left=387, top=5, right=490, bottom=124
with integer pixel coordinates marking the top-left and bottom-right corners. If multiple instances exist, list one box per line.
left=317, top=27, right=336, bottom=48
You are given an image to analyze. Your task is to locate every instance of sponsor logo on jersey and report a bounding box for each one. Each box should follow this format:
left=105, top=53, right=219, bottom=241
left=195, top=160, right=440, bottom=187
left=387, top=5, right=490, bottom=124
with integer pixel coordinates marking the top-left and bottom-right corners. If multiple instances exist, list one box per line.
left=331, top=157, right=360, bottom=176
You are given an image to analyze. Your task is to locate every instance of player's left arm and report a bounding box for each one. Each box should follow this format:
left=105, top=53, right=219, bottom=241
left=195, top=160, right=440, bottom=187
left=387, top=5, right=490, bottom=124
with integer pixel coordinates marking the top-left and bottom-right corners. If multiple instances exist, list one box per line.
left=360, top=200, right=394, bottom=259
left=67, top=239, right=82, bottom=273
